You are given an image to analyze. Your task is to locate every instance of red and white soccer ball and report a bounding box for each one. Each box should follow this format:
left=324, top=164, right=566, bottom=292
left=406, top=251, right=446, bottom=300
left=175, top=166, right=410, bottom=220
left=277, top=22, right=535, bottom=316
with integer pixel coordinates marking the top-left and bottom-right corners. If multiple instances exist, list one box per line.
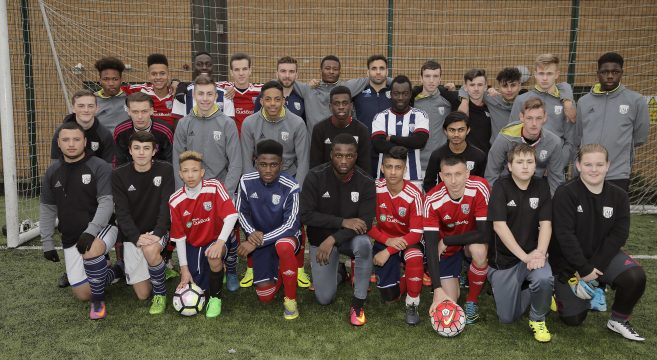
left=172, top=283, right=206, bottom=316
left=431, top=300, right=466, bottom=337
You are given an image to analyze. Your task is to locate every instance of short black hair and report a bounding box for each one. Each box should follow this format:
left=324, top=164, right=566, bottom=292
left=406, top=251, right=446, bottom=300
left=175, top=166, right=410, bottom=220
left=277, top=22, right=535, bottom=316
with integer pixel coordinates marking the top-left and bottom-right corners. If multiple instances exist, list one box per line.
left=439, top=155, right=466, bottom=170
left=330, top=86, right=352, bottom=102
left=420, top=60, right=441, bottom=75
left=59, top=121, right=86, bottom=137
left=331, top=133, right=357, bottom=150
left=194, top=51, right=212, bottom=60
left=496, top=67, right=522, bottom=85
left=382, top=146, right=407, bottom=162
left=125, top=92, right=154, bottom=108
left=391, top=75, right=412, bottom=91
left=443, top=111, right=470, bottom=130
left=256, top=139, right=283, bottom=158
left=321, top=55, right=341, bottom=68
left=598, top=52, right=624, bottom=69
left=147, top=53, right=168, bottom=67
left=261, top=80, right=284, bottom=95
left=230, top=52, right=251, bottom=69
left=367, top=55, right=387, bottom=68
left=464, top=68, right=486, bottom=82
left=128, top=130, right=156, bottom=148
left=95, top=56, right=125, bottom=75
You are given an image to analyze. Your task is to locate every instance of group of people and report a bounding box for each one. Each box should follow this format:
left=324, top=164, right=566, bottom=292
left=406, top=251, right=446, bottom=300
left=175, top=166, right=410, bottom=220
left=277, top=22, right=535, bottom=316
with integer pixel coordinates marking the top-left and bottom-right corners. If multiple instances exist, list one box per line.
left=40, top=50, right=649, bottom=342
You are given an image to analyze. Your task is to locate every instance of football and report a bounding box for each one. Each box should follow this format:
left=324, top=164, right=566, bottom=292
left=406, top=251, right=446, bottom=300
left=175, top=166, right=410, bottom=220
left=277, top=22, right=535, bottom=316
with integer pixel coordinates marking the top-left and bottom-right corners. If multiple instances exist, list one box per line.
left=431, top=300, right=466, bottom=337
left=172, top=283, right=206, bottom=316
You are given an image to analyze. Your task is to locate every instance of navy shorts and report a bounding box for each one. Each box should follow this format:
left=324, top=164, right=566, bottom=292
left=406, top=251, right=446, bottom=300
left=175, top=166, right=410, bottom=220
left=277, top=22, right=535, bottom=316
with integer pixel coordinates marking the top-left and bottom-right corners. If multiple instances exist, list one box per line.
left=439, top=250, right=464, bottom=280
left=373, top=241, right=424, bottom=289
left=186, top=232, right=236, bottom=291
left=253, top=237, right=300, bottom=285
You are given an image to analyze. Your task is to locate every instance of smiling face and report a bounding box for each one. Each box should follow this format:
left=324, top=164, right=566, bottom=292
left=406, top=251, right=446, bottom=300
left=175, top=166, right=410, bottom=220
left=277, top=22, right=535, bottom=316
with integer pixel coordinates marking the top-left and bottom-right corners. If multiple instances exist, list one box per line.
left=498, top=80, right=521, bottom=102
left=72, top=95, right=97, bottom=126
left=390, top=81, right=412, bottom=113
left=193, top=83, right=218, bottom=113
left=260, top=87, right=284, bottom=118
left=321, top=59, right=340, bottom=83
left=193, top=54, right=213, bottom=78
left=576, top=151, right=609, bottom=188
left=230, top=58, right=252, bottom=88
left=277, top=62, right=298, bottom=88
left=148, top=63, right=169, bottom=91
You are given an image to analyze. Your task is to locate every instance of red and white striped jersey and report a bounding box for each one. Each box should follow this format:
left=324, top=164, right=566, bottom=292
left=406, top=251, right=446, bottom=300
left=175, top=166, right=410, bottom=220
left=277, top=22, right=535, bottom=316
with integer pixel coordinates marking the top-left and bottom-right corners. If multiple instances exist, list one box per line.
left=423, top=176, right=490, bottom=256
left=369, top=179, right=424, bottom=254
left=123, top=83, right=176, bottom=127
left=218, top=82, right=262, bottom=135
left=169, top=179, right=237, bottom=247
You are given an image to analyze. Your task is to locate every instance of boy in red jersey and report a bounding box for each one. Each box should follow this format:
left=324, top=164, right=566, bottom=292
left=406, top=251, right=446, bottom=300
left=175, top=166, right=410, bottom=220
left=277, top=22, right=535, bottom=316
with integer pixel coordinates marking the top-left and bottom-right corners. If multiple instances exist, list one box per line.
left=424, top=156, right=490, bottom=325
left=369, top=146, right=424, bottom=325
left=169, top=151, right=239, bottom=318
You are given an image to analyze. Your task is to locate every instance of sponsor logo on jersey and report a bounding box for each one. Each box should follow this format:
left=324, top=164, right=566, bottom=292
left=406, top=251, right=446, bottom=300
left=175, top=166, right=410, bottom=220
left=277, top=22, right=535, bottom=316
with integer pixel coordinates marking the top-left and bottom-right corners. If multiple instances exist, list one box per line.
left=322, top=191, right=330, bottom=198
left=186, top=221, right=193, bottom=228
left=447, top=219, right=469, bottom=229
left=443, top=214, right=451, bottom=220
left=398, top=207, right=407, bottom=217
left=554, top=105, right=563, bottom=115
left=250, top=192, right=259, bottom=199
left=54, top=181, right=62, bottom=188
left=619, top=104, right=629, bottom=114
left=91, top=142, right=99, bottom=151
left=507, top=200, right=517, bottom=207
left=153, top=176, right=162, bottom=187
left=351, top=192, right=359, bottom=202
left=577, top=205, right=583, bottom=213
left=529, top=197, right=539, bottom=209
left=379, top=214, right=386, bottom=222
left=213, top=131, right=222, bottom=141
left=281, top=132, right=289, bottom=141
left=203, top=201, right=213, bottom=211
left=539, top=150, right=548, bottom=160
left=439, top=107, right=445, bottom=115
left=324, top=138, right=332, bottom=144
left=128, top=185, right=136, bottom=192
left=183, top=210, right=191, bottom=216
left=294, top=102, right=301, bottom=111
left=166, top=100, right=173, bottom=109
left=81, top=174, right=91, bottom=184
left=603, top=206, right=614, bottom=218
left=466, top=161, right=474, bottom=171
left=192, top=217, right=210, bottom=226
left=236, top=108, right=253, bottom=115
left=272, top=194, right=281, bottom=205
left=461, top=204, right=470, bottom=214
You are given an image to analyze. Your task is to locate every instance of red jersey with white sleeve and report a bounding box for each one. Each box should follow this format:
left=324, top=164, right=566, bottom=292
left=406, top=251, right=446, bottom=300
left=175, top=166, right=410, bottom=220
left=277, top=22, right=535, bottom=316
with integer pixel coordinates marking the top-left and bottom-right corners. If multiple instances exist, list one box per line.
left=369, top=179, right=424, bottom=255
left=123, top=84, right=176, bottom=127
left=169, top=179, right=237, bottom=247
left=423, top=176, right=490, bottom=257
left=218, top=82, right=262, bottom=135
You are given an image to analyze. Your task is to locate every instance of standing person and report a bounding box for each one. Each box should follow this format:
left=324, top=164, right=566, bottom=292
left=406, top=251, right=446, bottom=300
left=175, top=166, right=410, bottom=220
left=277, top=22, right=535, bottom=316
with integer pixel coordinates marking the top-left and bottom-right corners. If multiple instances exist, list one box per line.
left=459, top=69, right=493, bottom=153
left=310, top=86, right=372, bottom=172
left=219, top=52, right=263, bottom=135
left=169, top=151, right=238, bottom=318
left=424, top=156, right=490, bottom=324
left=236, top=140, right=302, bottom=319
left=254, top=56, right=306, bottom=121
left=112, top=131, right=174, bottom=314
left=173, top=74, right=242, bottom=291
left=488, top=144, right=554, bottom=342
left=423, top=111, right=487, bottom=192
left=300, top=134, right=376, bottom=326
left=40, top=122, right=120, bottom=319
left=575, top=52, right=650, bottom=192
left=550, top=144, right=646, bottom=341
left=94, top=57, right=129, bottom=134
left=372, top=75, right=429, bottom=185
left=370, top=146, right=425, bottom=325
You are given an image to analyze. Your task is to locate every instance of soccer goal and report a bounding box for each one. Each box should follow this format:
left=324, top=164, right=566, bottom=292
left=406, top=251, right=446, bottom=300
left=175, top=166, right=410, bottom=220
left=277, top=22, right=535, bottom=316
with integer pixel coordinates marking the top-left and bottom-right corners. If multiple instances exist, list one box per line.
left=2, top=0, right=657, bottom=247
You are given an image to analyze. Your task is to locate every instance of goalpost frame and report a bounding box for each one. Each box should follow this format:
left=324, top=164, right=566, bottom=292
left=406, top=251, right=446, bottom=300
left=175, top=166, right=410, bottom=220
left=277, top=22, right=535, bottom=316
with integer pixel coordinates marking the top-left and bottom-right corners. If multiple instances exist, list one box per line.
left=0, top=0, right=20, bottom=248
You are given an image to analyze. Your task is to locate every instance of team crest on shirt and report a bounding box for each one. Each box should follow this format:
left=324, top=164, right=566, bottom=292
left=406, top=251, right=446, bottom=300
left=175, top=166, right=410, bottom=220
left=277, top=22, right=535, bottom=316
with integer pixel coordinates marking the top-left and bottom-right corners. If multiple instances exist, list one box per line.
left=529, top=197, right=539, bottom=209
left=81, top=174, right=91, bottom=184
left=385, top=90, right=391, bottom=99
left=272, top=194, right=281, bottom=205
left=351, top=192, right=359, bottom=202
left=153, top=176, right=162, bottom=187
left=213, top=131, right=222, bottom=141
left=91, top=141, right=99, bottom=151
left=539, top=150, right=548, bottom=160
left=166, top=100, right=173, bottom=109
left=281, top=132, right=289, bottom=141
left=603, top=206, right=614, bottom=218
left=461, top=204, right=470, bottom=214
left=439, top=107, right=445, bottom=115
left=398, top=207, right=407, bottom=217
left=554, top=105, right=563, bottom=115
left=619, top=105, right=629, bottom=114
left=203, top=201, right=213, bottom=211
left=466, top=161, right=474, bottom=171
left=294, top=102, right=301, bottom=111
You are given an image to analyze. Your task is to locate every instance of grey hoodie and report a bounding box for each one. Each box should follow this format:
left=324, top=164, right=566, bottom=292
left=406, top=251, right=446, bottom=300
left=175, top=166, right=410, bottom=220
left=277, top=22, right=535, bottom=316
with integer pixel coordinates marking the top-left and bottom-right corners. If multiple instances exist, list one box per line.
left=414, top=92, right=453, bottom=170
left=576, top=84, right=650, bottom=180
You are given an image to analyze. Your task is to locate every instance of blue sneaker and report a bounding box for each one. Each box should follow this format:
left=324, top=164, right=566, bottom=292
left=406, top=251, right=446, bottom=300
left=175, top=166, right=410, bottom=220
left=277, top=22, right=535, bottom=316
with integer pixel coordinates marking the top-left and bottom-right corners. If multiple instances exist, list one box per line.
left=465, top=301, right=479, bottom=324
left=590, top=287, right=607, bottom=312
left=226, top=273, right=239, bottom=292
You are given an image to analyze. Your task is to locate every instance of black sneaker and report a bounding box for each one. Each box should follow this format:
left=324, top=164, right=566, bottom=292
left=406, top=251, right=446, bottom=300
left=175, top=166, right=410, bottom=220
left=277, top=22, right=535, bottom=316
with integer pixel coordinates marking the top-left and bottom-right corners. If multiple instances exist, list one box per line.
left=110, top=260, right=125, bottom=285
left=58, top=272, right=70, bottom=288
left=405, top=304, right=420, bottom=325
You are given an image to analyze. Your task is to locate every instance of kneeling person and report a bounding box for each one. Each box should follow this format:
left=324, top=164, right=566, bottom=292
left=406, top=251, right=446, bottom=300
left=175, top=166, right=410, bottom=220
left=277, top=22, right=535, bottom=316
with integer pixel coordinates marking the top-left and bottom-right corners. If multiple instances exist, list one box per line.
left=369, top=146, right=424, bottom=325
left=488, top=144, right=553, bottom=342
left=237, top=140, right=302, bottom=319
left=112, top=131, right=174, bottom=314
left=40, top=122, right=120, bottom=319
left=169, top=151, right=239, bottom=318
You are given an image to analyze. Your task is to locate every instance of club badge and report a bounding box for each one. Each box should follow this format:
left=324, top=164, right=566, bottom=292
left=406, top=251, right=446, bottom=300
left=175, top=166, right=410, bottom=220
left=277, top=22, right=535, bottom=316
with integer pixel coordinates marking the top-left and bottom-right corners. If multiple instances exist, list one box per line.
left=351, top=192, right=359, bottom=202
left=619, top=105, right=629, bottom=114
left=272, top=194, right=281, bottom=205
left=294, top=102, right=301, bottom=111
left=81, top=174, right=91, bottom=184
left=466, top=161, right=474, bottom=171
left=203, top=201, right=213, bottom=211
left=281, top=132, right=289, bottom=141
left=529, top=197, right=539, bottom=209
left=91, top=141, right=99, bottom=151
left=603, top=206, right=614, bottom=218
left=398, top=207, right=407, bottom=217
left=461, top=204, right=470, bottom=214
left=153, top=176, right=162, bottom=187
left=554, top=105, right=563, bottom=115
left=213, top=131, right=222, bottom=141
